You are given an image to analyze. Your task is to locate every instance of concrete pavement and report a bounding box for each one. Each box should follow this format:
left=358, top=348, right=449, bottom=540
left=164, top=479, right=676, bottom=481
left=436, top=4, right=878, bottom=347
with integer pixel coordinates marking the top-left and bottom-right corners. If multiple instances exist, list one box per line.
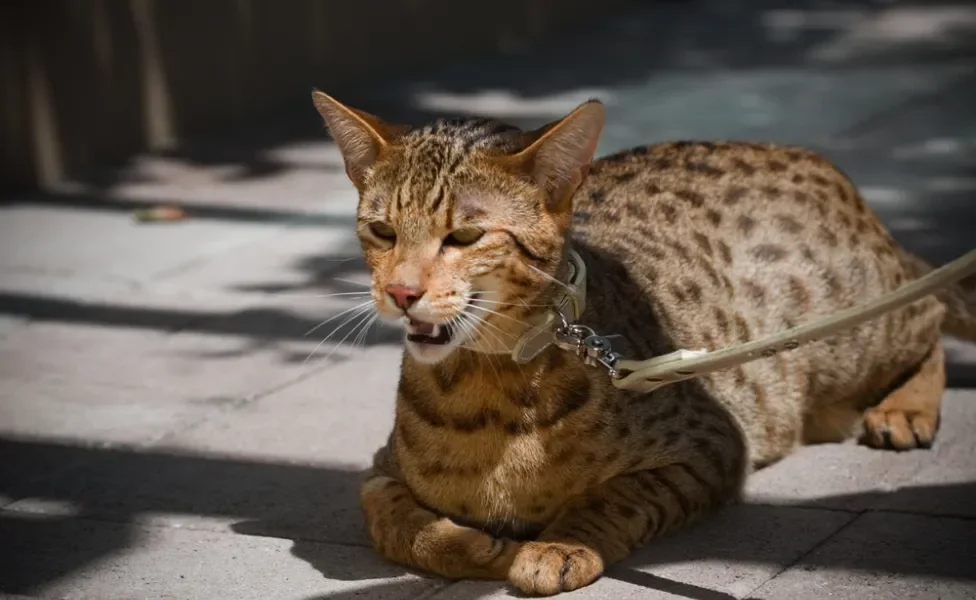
left=2, top=1, right=976, bottom=598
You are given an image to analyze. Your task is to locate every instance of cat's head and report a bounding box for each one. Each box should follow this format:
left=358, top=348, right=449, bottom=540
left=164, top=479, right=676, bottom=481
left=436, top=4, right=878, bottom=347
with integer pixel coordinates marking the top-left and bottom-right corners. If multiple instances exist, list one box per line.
left=312, top=92, right=605, bottom=364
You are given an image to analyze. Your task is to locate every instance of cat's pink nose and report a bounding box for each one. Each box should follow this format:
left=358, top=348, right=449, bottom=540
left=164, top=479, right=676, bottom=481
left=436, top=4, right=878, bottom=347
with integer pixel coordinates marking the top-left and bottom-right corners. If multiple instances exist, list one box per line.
left=385, top=284, right=424, bottom=311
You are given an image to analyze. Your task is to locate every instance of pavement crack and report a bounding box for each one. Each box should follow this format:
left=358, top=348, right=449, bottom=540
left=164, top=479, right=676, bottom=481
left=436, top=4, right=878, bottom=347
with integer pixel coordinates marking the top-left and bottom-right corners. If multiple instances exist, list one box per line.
left=740, top=510, right=863, bottom=598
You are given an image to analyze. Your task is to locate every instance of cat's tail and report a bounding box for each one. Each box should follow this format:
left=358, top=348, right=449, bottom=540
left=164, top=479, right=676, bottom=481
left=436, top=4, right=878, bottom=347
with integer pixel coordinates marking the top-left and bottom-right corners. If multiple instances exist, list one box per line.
left=898, top=248, right=976, bottom=342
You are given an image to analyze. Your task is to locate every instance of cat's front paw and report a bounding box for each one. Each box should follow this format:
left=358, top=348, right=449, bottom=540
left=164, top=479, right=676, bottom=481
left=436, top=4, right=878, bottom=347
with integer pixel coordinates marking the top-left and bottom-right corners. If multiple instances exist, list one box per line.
left=508, top=540, right=604, bottom=596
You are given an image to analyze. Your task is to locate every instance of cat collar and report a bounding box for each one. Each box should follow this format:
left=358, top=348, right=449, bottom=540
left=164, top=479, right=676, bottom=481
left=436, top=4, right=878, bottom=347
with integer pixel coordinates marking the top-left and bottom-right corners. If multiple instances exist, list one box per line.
left=509, top=249, right=588, bottom=364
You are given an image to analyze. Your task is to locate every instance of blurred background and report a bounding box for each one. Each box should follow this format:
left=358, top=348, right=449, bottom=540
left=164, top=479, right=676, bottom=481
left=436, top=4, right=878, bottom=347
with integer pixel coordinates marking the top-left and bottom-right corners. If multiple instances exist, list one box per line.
left=1, top=1, right=975, bottom=598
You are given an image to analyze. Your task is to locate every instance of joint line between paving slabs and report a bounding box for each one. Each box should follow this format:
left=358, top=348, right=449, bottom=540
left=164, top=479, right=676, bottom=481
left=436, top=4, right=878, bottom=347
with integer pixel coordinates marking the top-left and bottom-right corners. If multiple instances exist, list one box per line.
left=152, top=357, right=344, bottom=446
left=740, top=510, right=864, bottom=599
left=411, top=582, right=454, bottom=600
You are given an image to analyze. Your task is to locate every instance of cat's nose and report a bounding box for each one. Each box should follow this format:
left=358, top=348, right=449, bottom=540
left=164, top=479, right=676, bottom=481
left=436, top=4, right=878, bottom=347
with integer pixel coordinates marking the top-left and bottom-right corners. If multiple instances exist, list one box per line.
left=385, top=284, right=425, bottom=311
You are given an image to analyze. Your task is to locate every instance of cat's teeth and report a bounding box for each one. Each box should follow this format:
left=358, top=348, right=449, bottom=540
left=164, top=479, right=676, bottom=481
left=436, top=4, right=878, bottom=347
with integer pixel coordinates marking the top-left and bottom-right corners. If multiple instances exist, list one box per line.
left=431, top=324, right=441, bottom=338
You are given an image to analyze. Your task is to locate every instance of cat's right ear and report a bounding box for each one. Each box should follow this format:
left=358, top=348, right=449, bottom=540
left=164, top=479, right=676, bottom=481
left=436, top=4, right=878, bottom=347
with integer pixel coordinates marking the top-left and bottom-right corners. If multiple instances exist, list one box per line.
left=507, top=99, right=605, bottom=213
left=311, top=90, right=406, bottom=190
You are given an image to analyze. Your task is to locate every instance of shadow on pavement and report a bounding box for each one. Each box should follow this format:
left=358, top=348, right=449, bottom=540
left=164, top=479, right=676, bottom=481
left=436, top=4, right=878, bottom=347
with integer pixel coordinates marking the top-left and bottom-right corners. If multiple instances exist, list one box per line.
left=2, top=436, right=975, bottom=597
left=2, top=1, right=976, bottom=598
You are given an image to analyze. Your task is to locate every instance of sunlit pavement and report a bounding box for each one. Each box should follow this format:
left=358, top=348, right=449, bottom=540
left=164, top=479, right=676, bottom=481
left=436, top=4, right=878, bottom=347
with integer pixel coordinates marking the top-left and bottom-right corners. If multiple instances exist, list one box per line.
left=2, top=1, right=975, bottom=598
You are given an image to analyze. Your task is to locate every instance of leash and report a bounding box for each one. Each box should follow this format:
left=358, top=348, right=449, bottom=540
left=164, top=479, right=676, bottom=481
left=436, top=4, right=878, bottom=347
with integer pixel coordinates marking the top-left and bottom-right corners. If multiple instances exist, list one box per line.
left=508, top=247, right=976, bottom=393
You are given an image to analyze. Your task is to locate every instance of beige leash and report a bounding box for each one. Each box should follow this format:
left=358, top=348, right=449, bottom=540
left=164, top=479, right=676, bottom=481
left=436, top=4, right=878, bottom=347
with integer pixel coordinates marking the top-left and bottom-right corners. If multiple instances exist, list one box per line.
left=509, top=248, right=976, bottom=393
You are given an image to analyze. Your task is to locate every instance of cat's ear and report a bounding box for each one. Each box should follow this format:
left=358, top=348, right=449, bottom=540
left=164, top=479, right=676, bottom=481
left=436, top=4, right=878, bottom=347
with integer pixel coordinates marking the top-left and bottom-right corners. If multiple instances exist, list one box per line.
left=311, top=90, right=407, bottom=190
left=511, top=99, right=605, bottom=211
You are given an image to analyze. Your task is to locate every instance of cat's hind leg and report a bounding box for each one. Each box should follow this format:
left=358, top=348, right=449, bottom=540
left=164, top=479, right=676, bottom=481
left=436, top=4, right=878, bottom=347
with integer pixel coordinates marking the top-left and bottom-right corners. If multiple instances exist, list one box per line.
left=860, top=339, right=945, bottom=450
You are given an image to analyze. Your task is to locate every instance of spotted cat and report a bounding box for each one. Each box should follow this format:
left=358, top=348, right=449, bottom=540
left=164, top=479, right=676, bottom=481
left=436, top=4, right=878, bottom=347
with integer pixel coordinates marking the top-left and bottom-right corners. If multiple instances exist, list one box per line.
left=311, top=91, right=976, bottom=595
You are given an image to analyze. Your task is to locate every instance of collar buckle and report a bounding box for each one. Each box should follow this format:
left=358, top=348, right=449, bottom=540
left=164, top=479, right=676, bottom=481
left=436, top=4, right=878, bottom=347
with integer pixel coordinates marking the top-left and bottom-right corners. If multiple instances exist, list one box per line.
left=510, top=249, right=588, bottom=364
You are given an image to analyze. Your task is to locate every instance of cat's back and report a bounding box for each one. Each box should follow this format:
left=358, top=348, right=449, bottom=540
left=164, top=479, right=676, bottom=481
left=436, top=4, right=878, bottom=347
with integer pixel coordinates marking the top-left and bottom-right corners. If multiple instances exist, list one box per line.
left=574, top=140, right=903, bottom=329
left=576, top=140, right=887, bottom=262
left=575, top=142, right=901, bottom=312
left=572, top=140, right=942, bottom=422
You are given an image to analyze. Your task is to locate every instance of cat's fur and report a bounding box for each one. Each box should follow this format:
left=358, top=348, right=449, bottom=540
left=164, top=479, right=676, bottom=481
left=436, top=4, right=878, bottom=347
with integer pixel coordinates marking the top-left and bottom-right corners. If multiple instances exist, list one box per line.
left=312, top=92, right=976, bottom=595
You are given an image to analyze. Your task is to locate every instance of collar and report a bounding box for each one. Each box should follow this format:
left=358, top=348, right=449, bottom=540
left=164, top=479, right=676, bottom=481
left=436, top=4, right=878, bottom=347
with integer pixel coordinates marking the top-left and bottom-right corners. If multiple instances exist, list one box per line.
left=510, top=248, right=587, bottom=364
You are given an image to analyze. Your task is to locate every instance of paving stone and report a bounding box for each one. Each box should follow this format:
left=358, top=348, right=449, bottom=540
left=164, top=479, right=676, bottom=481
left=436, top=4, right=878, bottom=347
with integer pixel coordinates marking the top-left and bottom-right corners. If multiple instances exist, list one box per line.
left=616, top=505, right=855, bottom=598
left=4, top=347, right=403, bottom=546
left=430, top=506, right=853, bottom=599
left=155, top=222, right=365, bottom=299
left=94, top=150, right=358, bottom=212
left=159, top=345, right=402, bottom=467
left=0, top=269, right=257, bottom=317
left=945, top=335, right=976, bottom=388
left=431, top=578, right=690, bottom=600
left=0, top=322, right=175, bottom=391
left=0, top=315, right=27, bottom=340
left=2, top=439, right=369, bottom=546
left=0, top=204, right=280, bottom=283
left=749, top=512, right=976, bottom=600
left=599, top=64, right=972, bottom=155
left=0, top=511, right=440, bottom=600
left=744, top=392, right=974, bottom=513
left=0, top=377, right=218, bottom=447
left=0, top=303, right=395, bottom=400
left=872, top=389, right=976, bottom=518
left=0, top=436, right=101, bottom=511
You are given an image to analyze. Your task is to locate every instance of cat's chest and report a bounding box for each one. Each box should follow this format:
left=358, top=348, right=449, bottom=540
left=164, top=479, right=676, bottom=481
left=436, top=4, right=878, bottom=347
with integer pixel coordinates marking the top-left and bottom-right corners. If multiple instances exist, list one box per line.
left=397, top=421, right=601, bottom=536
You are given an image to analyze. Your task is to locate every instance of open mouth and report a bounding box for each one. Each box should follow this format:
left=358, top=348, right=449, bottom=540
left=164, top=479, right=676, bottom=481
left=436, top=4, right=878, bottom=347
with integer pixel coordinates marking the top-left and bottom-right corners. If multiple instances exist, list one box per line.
left=403, top=293, right=481, bottom=347
left=406, top=318, right=455, bottom=345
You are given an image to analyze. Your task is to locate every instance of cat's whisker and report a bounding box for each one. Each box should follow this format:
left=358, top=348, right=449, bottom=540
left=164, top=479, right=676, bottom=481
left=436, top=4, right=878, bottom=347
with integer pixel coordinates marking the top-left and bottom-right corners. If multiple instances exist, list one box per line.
left=526, top=263, right=575, bottom=294
left=303, top=303, right=375, bottom=365
left=351, top=312, right=377, bottom=350
left=463, top=310, right=519, bottom=340
left=469, top=297, right=549, bottom=309
left=332, top=277, right=372, bottom=288
left=462, top=312, right=527, bottom=380
left=274, top=290, right=373, bottom=300
left=457, top=313, right=506, bottom=387
left=468, top=301, right=533, bottom=328
left=304, top=300, right=375, bottom=337
left=319, top=308, right=378, bottom=364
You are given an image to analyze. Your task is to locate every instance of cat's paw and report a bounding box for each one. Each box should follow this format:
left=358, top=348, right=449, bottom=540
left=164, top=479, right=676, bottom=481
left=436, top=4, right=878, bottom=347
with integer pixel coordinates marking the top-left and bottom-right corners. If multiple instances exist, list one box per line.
left=508, top=540, right=603, bottom=596
left=412, top=518, right=518, bottom=579
left=861, top=407, right=939, bottom=450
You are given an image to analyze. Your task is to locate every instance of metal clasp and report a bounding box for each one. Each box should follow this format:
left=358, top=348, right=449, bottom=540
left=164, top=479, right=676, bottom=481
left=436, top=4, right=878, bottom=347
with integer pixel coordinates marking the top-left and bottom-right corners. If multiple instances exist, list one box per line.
left=552, top=311, right=625, bottom=379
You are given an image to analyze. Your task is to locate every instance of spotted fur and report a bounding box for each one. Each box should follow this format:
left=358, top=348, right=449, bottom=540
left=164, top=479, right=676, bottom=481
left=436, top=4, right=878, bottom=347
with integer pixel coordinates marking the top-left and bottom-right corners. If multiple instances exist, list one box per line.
left=312, top=92, right=976, bottom=595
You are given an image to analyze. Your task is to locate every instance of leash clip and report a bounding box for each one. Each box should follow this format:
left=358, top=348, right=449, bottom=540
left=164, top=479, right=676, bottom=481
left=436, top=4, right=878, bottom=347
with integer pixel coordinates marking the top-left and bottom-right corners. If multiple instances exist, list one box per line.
left=553, top=311, right=625, bottom=379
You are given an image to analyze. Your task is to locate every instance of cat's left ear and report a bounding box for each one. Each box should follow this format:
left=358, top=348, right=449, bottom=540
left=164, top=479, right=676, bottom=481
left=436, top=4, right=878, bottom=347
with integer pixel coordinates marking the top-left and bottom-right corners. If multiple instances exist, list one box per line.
left=510, top=99, right=605, bottom=211
left=311, top=90, right=407, bottom=190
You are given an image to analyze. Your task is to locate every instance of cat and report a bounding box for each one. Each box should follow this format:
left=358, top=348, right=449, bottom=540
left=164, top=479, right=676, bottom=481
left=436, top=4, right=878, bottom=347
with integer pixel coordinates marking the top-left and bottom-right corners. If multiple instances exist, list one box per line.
left=311, top=91, right=976, bottom=595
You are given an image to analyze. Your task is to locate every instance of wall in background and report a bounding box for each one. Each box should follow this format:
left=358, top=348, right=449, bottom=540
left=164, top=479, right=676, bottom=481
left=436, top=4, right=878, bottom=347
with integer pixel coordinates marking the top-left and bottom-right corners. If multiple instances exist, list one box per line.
left=0, top=0, right=634, bottom=194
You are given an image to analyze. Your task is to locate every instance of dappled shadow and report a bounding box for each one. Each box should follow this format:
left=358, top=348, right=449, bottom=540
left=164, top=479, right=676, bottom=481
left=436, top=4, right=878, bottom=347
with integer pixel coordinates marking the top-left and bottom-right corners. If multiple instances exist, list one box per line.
left=7, top=0, right=976, bottom=196
left=231, top=254, right=371, bottom=297
left=0, top=187, right=357, bottom=228
left=0, top=437, right=371, bottom=594
left=945, top=336, right=976, bottom=388
left=0, top=292, right=400, bottom=351
left=3, top=436, right=974, bottom=597
left=3, top=1, right=976, bottom=598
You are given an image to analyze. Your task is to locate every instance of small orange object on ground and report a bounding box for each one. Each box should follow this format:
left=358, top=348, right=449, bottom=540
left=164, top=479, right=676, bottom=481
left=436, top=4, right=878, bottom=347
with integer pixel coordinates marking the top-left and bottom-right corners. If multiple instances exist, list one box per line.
left=133, top=205, right=188, bottom=223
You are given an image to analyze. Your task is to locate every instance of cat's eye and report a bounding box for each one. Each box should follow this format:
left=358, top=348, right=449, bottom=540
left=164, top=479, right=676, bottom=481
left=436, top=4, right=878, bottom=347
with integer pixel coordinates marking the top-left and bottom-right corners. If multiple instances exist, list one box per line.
left=368, top=222, right=397, bottom=242
left=444, top=228, right=484, bottom=247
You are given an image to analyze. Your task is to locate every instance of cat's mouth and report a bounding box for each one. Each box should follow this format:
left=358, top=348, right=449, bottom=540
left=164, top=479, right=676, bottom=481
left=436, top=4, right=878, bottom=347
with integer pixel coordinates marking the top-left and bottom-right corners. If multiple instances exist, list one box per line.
left=402, top=293, right=482, bottom=348
left=405, top=319, right=455, bottom=345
